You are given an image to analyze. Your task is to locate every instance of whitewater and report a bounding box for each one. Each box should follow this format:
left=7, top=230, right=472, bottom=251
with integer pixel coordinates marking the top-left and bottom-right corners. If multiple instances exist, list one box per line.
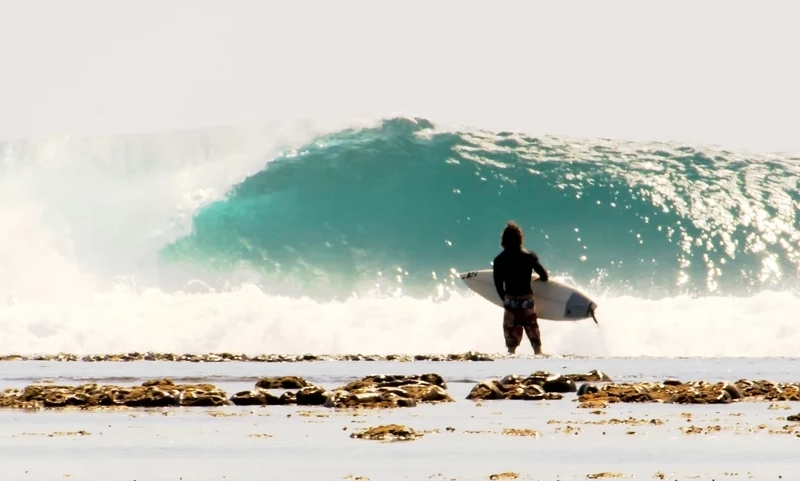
left=2, top=115, right=800, bottom=358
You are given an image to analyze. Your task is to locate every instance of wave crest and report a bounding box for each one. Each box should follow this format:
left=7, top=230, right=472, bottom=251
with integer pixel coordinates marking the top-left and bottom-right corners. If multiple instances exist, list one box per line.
left=161, top=117, right=800, bottom=299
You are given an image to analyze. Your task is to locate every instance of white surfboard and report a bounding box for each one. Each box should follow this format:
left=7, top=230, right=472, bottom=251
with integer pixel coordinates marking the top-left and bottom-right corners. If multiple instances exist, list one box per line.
left=458, top=269, right=599, bottom=323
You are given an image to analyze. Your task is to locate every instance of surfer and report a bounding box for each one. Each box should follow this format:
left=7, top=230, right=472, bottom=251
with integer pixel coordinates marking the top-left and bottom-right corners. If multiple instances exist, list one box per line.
left=492, top=221, right=549, bottom=355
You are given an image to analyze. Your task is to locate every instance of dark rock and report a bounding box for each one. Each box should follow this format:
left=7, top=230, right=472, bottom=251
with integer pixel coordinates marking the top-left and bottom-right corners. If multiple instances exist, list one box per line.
left=577, top=383, right=599, bottom=396
left=255, top=376, right=309, bottom=389
left=466, top=377, right=548, bottom=401
left=230, top=389, right=283, bottom=406
left=296, top=386, right=328, bottom=406
left=542, top=374, right=578, bottom=393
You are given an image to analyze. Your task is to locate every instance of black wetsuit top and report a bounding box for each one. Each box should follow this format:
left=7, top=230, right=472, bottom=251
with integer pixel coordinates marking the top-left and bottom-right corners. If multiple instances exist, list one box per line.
left=492, top=248, right=549, bottom=301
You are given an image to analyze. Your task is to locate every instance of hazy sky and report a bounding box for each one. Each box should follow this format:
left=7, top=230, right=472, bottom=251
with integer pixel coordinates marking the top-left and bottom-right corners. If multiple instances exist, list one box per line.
left=1, top=0, right=798, bottom=152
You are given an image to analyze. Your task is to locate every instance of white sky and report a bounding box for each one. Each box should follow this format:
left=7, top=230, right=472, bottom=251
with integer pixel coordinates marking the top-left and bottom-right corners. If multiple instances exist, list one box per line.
left=1, top=0, right=798, bottom=153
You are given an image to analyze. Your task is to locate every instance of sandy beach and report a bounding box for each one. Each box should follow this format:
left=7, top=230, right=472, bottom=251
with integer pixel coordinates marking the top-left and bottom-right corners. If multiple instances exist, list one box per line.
left=1, top=354, right=798, bottom=481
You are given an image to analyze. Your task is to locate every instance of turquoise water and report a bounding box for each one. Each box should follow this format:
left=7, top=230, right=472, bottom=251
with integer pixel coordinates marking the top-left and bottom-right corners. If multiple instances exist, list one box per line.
left=161, top=117, right=800, bottom=300
left=3, top=117, right=800, bottom=357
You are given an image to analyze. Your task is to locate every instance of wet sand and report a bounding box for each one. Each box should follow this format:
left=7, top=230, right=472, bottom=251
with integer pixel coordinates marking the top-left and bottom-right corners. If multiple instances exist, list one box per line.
left=1, top=354, right=798, bottom=481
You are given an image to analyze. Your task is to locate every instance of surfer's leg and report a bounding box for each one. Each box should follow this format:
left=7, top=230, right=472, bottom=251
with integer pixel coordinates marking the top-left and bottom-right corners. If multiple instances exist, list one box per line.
left=522, top=302, right=542, bottom=355
left=503, top=309, right=523, bottom=354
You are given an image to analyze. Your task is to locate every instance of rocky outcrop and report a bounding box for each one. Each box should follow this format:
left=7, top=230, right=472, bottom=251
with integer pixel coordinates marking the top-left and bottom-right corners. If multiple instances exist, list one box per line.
left=466, top=369, right=611, bottom=401
left=229, top=389, right=286, bottom=406
left=228, top=373, right=454, bottom=409
left=0, top=373, right=454, bottom=410
left=0, top=351, right=498, bottom=363
left=576, top=379, right=745, bottom=405
left=230, top=384, right=329, bottom=406
left=254, top=376, right=310, bottom=389
left=349, top=424, right=423, bottom=441
left=323, top=373, right=454, bottom=409
left=5, top=370, right=799, bottom=411
left=575, top=378, right=800, bottom=406
left=732, top=379, right=800, bottom=401
left=0, top=378, right=229, bottom=409
left=489, top=473, right=520, bottom=480
left=230, top=375, right=321, bottom=407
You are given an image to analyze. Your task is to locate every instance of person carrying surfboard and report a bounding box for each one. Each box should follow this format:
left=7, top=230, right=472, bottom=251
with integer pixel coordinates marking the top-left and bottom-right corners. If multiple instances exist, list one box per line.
left=492, top=221, right=549, bottom=355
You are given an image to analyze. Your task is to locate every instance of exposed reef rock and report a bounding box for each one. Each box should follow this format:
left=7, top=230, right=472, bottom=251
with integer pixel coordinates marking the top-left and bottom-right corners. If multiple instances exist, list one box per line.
left=0, top=351, right=501, bottom=363
left=349, top=424, right=423, bottom=441
left=0, top=373, right=454, bottom=411
left=228, top=373, right=454, bottom=409
left=4, top=370, right=800, bottom=411
left=323, top=373, right=454, bottom=409
left=254, top=376, right=310, bottom=389
left=466, top=370, right=611, bottom=401
left=575, top=379, right=800, bottom=405
left=0, top=378, right=229, bottom=409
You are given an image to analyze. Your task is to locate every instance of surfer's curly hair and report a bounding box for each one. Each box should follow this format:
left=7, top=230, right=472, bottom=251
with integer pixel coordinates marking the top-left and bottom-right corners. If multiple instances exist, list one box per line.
left=501, top=221, right=524, bottom=249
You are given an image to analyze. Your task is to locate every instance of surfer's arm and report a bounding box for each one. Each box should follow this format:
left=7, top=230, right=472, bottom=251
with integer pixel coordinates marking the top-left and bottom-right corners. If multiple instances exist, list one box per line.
left=492, top=260, right=506, bottom=300
left=530, top=253, right=549, bottom=282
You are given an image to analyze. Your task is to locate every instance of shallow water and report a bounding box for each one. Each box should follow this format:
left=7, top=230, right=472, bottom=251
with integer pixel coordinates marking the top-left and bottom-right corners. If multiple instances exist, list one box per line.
left=1, top=357, right=798, bottom=481
left=2, top=356, right=800, bottom=387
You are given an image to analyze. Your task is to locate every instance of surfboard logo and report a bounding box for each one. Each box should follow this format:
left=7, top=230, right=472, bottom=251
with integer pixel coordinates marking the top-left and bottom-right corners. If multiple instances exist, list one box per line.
left=461, top=271, right=478, bottom=279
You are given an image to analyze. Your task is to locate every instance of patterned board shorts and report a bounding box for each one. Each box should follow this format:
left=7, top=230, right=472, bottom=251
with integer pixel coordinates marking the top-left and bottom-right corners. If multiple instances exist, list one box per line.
left=502, top=295, right=541, bottom=351
left=503, top=298, right=534, bottom=311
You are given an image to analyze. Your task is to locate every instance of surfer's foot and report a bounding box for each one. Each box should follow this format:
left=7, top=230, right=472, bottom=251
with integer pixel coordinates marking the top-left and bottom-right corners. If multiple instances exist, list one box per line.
left=507, top=347, right=516, bottom=355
